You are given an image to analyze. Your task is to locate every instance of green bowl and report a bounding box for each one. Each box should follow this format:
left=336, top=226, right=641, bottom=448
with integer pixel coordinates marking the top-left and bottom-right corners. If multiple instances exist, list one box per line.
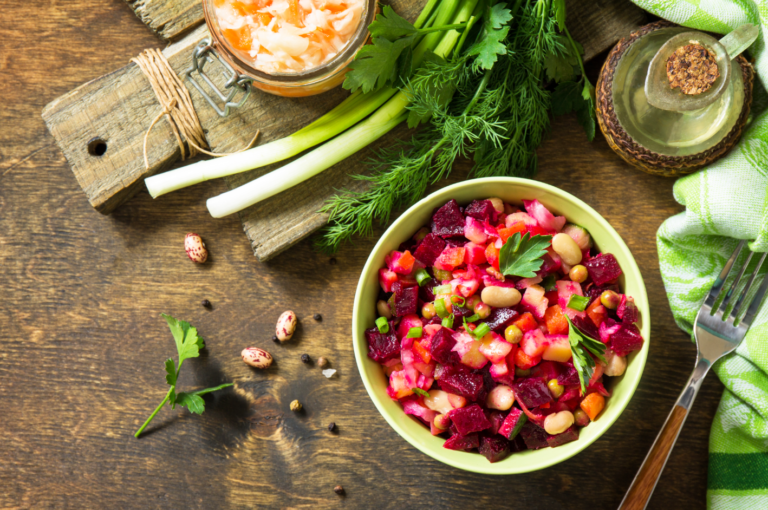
left=352, top=178, right=650, bottom=474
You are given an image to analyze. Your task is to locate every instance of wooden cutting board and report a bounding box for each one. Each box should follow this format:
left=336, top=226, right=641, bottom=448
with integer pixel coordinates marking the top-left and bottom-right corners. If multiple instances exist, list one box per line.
left=42, top=0, right=647, bottom=261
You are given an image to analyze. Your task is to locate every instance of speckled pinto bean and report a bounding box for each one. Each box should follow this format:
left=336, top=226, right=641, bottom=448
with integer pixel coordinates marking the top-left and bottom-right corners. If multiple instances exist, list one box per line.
left=241, top=347, right=272, bottom=368
left=276, top=311, right=297, bottom=342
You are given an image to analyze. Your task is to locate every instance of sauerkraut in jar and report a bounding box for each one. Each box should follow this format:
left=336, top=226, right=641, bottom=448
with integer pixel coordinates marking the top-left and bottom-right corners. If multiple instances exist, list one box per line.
left=213, top=0, right=366, bottom=75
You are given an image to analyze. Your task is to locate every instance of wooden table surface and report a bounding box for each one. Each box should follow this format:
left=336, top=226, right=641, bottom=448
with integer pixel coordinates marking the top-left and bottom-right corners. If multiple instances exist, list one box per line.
left=1, top=1, right=718, bottom=508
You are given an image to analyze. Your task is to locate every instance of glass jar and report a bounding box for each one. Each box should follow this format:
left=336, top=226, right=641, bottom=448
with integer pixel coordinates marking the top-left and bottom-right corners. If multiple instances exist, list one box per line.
left=201, top=0, right=376, bottom=98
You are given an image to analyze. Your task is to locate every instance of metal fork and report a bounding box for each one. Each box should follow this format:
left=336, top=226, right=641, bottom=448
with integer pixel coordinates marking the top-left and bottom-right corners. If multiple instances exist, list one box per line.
left=619, top=241, right=768, bottom=510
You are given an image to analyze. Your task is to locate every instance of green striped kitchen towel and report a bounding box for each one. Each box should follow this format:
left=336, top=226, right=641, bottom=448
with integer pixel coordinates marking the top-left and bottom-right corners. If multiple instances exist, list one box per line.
left=629, top=1, right=768, bottom=508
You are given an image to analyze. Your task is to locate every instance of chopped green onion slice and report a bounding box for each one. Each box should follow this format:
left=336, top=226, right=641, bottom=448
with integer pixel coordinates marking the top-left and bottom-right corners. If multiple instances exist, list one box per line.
left=414, top=268, right=431, bottom=286
left=465, top=313, right=480, bottom=323
left=433, top=284, right=452, bottom=295
left=567, top=294, right=590, bottom=312
left=433, top=269, right=453, bottom=281
left=375, top=317, right=390, bottom=333
left=406, top=327, right=423, bottom=338
left=412, top=388, right=430, bottom=398
left=472, top=322, right=491, bottom=339
left=451, top=295, right=466, bottom=307
left=442, top=315, right=455, bottom=328
left=541, top=274, right=558, bottom=292
left=434, top=298, right=449, bottom=318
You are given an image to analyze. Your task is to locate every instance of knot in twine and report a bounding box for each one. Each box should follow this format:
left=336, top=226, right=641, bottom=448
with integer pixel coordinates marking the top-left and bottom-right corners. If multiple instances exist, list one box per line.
left=131, top=48, right=259, bottom=169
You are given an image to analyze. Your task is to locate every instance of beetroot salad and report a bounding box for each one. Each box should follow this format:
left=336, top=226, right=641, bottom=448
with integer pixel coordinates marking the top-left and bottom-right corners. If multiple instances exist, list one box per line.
left=365, top=197, right=644, bottom=463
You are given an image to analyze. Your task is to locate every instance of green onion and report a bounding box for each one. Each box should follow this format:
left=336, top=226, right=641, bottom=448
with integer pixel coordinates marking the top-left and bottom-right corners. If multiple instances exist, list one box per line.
left=375, top=317, right=389, bottom=333
left=472, top=323, right=490, bottom=339
left=406, top=327, right=423, bottom=338
left=451, top=296, right=466, bottom=308
left=412, top=388, right=430, bottom=397
left=414, top=268, right=431, bottom=286
left=433, top=269, right=453, bottom=281
left=567, top=294, right=590, bottom=312
left=434, top=298, right=449, bottom=318
left=465, top=313, right=480, bottom=323
left=432, top=284, right=452, bottom=295
left=442, top=315, right=455, bottom=328
left=205, top=0, right=479, bottom=218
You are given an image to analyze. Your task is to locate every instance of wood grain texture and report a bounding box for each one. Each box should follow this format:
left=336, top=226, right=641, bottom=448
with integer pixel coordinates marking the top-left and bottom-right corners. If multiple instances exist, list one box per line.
left=620, top=405, right=689, bottom=510
left=2, top=1, right=721, bottom=508
left=42, top=0, right=648, bottom=260
left=124, top=0, right=204, bottom=40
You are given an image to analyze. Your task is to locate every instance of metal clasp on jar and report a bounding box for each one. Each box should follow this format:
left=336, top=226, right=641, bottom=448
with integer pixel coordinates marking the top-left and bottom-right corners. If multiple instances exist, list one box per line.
left=184, top=38, right=252, bottom=117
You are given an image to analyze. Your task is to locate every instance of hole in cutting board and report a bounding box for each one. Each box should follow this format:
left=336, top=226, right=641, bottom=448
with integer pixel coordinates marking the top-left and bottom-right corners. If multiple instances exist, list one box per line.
left=87, top=137, right=108, bottom=156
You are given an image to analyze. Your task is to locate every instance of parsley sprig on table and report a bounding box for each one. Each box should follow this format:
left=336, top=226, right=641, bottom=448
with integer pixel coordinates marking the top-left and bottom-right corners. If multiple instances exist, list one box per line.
left=318, top=0, right=596, bottom=252
left=498, top=232, right=553, bottom=278
left=566, top=316, right=606, bottom=394
left=134, top=315, right=233, bottom=438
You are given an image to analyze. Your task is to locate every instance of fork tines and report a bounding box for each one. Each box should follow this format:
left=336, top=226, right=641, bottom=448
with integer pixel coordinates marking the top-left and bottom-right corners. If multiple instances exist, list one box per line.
left=705, top=240, right=768, bottom=326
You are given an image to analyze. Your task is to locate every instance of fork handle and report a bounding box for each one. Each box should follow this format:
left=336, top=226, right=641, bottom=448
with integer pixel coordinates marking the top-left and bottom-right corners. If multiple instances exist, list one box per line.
left=618, top=357, right=710, bottom=510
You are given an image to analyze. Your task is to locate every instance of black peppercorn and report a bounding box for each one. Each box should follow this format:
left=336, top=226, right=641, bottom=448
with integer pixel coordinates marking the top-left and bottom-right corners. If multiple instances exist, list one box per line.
left=272, top=335, right=279, bottom=343
left=313, top=313, right=322, bottom=321
left=328, top=422, right=336, bottom=432
left=301, top=354, right=310, bottom=363
left=201, top=299, right=212, bottom=308
left=334, top=485, right=344, bottom=496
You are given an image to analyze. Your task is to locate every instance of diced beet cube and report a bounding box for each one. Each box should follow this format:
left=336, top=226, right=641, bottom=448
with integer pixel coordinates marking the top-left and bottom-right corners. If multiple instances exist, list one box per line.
left=481, top=307, right=520, bottom=333
left=445, top=237, right=469, bottom=248
left=489, top=411, right=506, bottom=435
left=438, top=369, right=486, bottom=402
left=584, top=253, right=623, bottom=286
left=429, top=327, right=459, bottom=365
left=511, top=378, right=553, bottom=408
left=617, top=295, right=639, bottom=324
left=448, top=404, right=492, bottom=435
left=365, top=325, right=400, bottom=363
left=571, top=314, right=600, bottom=341
left=520, top=422, right=550, bottom=450
left=530, top=361, right=559, bottom=381
left=610, top=323, right=644, bottom=356
left=509, top=435, right=527, bottom=453
left=424, top=316, right=442, bottom=326
left=585, top=283, right=621, bottom=304
left=394, top=286, right=419, bottom=317
left=413, top=233, right=446, bottom=266
left=498, top=408, right=528, bottom=440
left=465, top=199, right=497, bottom=223
left=432, top=199, right=465, bottom=238
left=419, top=278, right=439, bottom=302
left=452, top=304, right=475, bottom=319
left=443, top=433, right=480, bottom=451
left=556, top=365, right=580, bottom=386
left=559, top=385, right=581, bottom=403
left=546, top=426, right=579, bottom=448
left=479, top=434, right=510, bottom=463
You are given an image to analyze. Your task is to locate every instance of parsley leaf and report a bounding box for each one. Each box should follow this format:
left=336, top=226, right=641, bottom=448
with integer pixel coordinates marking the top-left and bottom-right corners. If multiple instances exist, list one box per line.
left=566, top=316, right=606, bottom=393
left=344, top=36, right=416, bottom=93
left=551, top=0, right=566, bottom=31
left=551, top=80, right=596, bottom=141
left=467, top=3, right=513, bottom=70
left=369, top=5, right=418, bottom=39
left=499, top=232, right=552, bottom=278
left=135, top=315, right=234, bottom=438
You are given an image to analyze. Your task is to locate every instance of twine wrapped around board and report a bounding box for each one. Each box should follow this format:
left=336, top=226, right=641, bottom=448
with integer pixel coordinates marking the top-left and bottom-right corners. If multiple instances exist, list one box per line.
left=131, top=48, right=259, bottom=169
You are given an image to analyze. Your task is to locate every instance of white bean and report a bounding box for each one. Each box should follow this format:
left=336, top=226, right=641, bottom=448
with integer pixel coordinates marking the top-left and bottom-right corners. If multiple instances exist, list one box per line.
left=481, top=286, right=522, bottom=308
left=552, top=233, right=583, bottom=265
left=377, top=300, right=393, bottom=319
left=543, top=410, right=575, bottom=435
left=276, top=311, right=297, bottom=342
left=486, top=385, right=515, bottom=411
left=604, top=352, right=627, bottom=377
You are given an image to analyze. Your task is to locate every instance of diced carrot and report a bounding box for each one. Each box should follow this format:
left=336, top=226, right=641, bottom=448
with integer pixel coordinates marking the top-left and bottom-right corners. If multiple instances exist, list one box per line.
left=505, top=221, right=527, bottom=237
left=398, top=250, right=415, bottom=274
left=485, top=242, right=500, bottom=270
left=544, top=305, right=569, bottom=335
left=255, top=12, right=273, bottom=25
left=539, top=402, right=550, bottom=409
left=412, top=340, right=431, bottom=364
left=286, top=0, right=303, bottom=26
left=513, top=312, right=538, bottom=333
left=586, top=299, right=607, bottom=327
left=580, top=392, right=605, bottom=421
left=514, top=348, right=541, bottom=370
left=223, top=26, right=252, bottom=51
